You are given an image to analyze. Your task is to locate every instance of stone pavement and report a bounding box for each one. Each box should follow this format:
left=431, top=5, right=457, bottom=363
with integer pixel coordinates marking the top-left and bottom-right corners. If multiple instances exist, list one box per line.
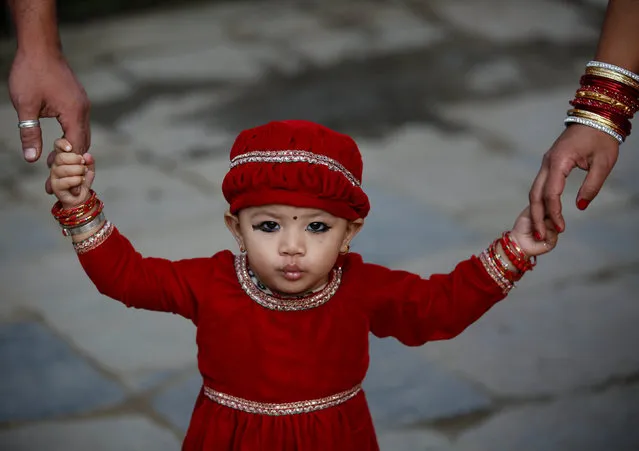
left=1, top=0, right=638, bottom=450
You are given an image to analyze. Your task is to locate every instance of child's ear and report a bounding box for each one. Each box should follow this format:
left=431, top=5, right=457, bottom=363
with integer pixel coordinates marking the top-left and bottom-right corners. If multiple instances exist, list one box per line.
left=342, top=218, right=364, bottom=249
left=224, top=211, right=244, bottom=249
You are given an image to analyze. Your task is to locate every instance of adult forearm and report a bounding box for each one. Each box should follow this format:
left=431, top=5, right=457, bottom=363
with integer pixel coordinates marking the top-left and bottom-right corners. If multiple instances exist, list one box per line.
left=594, top=0, right=639, bottom=72
left=7, top=0, right=61, bottom=53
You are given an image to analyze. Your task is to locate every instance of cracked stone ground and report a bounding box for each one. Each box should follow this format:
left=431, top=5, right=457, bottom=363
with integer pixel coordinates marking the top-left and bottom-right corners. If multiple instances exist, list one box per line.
left=1, top=1, right=638, bottom=450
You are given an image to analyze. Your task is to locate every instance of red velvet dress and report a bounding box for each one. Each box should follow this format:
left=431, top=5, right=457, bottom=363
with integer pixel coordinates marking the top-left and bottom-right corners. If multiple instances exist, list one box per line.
left=78, top=226, right=505, bottom=451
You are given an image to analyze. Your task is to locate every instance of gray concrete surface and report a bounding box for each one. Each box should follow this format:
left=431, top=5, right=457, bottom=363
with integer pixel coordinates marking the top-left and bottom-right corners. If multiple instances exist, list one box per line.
left=1, top=1, right=638, bottom=450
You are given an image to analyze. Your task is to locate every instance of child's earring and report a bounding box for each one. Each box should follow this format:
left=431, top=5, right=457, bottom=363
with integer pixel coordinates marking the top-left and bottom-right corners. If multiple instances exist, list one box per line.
left=340, top=244, right=350, bottom=254
left=239, top=245, right=246, bottom=254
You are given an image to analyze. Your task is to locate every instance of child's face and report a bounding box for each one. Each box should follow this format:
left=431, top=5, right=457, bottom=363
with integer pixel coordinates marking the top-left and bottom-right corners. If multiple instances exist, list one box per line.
left=225, top=204, right=363, bottom=295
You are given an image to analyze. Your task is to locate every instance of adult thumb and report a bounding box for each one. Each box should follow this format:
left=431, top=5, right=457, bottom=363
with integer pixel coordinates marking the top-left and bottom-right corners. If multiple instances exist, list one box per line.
left=17, top=111, right=43, bottom=162
left=59, top=106, right=91, bottom=156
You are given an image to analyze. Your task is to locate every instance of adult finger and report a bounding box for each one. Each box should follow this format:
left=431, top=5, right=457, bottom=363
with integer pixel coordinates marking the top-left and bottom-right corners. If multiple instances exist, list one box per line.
left=17, top=111, right=43, bottom=162
left=528, top=163, right=549, bottom=240
left=58, top=99, right=91, bottom=155
left=575, top=156, right=614, bottom=210
left=542, top=157, right=573, bottom=233
left=45, top=176, right=54, bottom=195
left=59, top=105, right=91, bottom=196
left=46, top=149, right=57, bottom=168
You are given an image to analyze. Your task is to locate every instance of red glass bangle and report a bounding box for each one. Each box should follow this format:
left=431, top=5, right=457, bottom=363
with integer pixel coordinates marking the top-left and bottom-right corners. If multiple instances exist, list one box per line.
left=57, top=200, right=104, bottom=228
left=580, top=75, right=639, bottom=99
left=52, top=190, right=98, bottom=221
left=571, top=97, right=634, bottom=119
left=572, top=106, right=631, bottom=135
left=488, top=241, right=521, bottom=282
left=576, top=87, right=639, bottom=112
left=577, top=86, right=639, bottom=114
left=500, top=232, right=535, bottom=273
left=569, top=100, right=633, bottom=135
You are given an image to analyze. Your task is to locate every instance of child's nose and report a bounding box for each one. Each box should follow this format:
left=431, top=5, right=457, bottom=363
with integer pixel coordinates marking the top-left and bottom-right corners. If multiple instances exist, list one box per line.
left=279, top=230, right=305, bottom=256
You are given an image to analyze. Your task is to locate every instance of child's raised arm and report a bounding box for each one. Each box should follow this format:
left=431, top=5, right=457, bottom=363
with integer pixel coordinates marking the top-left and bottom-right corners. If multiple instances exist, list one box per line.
left=363, top=208, right=559, bottom=346
left=49, top=138, right=213, bottom=323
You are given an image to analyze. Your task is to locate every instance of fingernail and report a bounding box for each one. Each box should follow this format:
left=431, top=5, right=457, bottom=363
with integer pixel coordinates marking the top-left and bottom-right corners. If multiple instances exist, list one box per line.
left=555, top=223, right=563, bottom=233
left=24, top=147, right=37, bottom=160
left=534, top=231, right=542, bottom=241
left=65, top=144, right=72, bottom=151
left=577, top=199, right=590, bottom=210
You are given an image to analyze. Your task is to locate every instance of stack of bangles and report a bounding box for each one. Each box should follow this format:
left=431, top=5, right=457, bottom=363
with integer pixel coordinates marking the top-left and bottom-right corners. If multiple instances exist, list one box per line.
left=51, top=190, right=113, bottom=253
left=565, top=61, right=639, bottom=143
left=480, top=231, right=536, bottom=294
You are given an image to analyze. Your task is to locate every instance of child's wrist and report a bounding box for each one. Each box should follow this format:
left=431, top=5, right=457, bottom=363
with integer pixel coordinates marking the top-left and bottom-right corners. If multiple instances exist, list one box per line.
left=495, top=241, right=520, bottom=274
left=508, top=231, right=528, bottom=257
left=61, top=193, right=92, bottom=210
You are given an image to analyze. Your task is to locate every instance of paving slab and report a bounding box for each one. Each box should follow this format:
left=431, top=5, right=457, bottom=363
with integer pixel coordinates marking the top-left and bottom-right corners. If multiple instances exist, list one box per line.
left=568, top=207, right=639, bottom=266
left=439, top=88, right=577, bottom=157
left=0, top=247, right=198, bottom=387
left=441, top=88, right=639, bottom=163
left=114, top=93, right=235, bottom=160
left=40, top=287, right=198, bottom=386
left=367, top=125, right=535, bottom=217
left=377, top=428, right=454, bottom=451
left=86, top=163, right=219, bottom=236
left=119, top=42, right=280, bottom=82
left=356, top=183, right=480, bottom=266
left=0, top=321, right=124, bottom=422
left=366, top=337, right=492, bottom=427
left=59, top=3, right=234, bottom=70
left=456, top=384, right=639, bottom=451
left=77, top=67, right=135, bottom=104
left=152, top=371, right=202, bottom=432
left=609, top=141, right=639, bottom=197
left=0, top=205, right=68, bottom=260
left=431, top=0, right=598, bottom=42
left=466, top=58, right=524, bottom=95
left=0, top=415, right=181, bottom=451
left=420, top=272, right=639, bottom=398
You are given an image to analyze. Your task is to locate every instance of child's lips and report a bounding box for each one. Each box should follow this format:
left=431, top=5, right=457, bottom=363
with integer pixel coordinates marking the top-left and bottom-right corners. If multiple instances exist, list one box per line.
left=281, top=265, right=303, bottom=281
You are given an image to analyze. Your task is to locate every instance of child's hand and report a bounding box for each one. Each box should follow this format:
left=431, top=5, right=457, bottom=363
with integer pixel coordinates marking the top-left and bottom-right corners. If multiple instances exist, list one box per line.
left=50, top=138, right=95, bottom=209
left=510, top=207, right=558, bottom=258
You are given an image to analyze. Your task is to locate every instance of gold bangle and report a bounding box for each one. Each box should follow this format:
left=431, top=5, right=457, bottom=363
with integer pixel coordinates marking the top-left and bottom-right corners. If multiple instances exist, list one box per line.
left=567, top=109, right=626, bottom=136
left=575, top=90, right=635, bottom=115
left=585, top=67, right=639, bottom=92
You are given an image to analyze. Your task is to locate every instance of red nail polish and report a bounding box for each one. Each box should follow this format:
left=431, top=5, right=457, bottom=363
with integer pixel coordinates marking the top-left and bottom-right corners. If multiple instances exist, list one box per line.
left=534, top=231, right=542, bottom=241
left=555, top=224, right=563, bottom=233
left=577, top=199, right=590, bottom=210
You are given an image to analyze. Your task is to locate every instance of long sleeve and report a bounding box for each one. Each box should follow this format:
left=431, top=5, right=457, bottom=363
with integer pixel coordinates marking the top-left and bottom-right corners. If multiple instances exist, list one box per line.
left=358, top=254, right=505, bottom=346
left=77, top=225, right=217, bottom=323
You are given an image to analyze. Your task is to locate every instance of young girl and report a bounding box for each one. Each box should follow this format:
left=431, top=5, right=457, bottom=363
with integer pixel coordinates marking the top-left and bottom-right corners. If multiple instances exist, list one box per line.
left=49, top=120, right=557, bottom=451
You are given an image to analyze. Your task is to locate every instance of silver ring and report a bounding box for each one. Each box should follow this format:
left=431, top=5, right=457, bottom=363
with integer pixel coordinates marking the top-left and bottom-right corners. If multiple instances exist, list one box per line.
left=18, top=119, right=41, bottom=129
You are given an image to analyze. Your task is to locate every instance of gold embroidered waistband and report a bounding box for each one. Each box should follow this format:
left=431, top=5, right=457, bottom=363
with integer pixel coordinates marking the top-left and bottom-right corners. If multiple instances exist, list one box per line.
left=203, top=384, right=362, bottom=416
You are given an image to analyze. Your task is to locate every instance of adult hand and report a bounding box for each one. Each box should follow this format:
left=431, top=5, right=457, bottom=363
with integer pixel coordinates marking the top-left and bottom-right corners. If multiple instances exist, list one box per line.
left=529, top=124, right=619, bottom=240
left=8, top=49, right=91, bottom=192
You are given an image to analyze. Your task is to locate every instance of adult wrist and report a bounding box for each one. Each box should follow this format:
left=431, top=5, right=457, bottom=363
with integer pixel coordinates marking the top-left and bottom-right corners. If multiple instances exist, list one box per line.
left=564, top=60, right=639, bottom=144
left=15, top=41, right=63, bottom=59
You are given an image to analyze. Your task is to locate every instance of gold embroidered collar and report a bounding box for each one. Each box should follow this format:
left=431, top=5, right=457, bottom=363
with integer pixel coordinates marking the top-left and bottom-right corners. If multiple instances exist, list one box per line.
left=234, top=254, right=341, bottom=311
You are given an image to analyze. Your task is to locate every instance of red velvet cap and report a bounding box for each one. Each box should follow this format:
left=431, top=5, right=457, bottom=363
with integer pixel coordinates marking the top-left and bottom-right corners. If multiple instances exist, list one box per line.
left=222, top=120, right=370, bottom=219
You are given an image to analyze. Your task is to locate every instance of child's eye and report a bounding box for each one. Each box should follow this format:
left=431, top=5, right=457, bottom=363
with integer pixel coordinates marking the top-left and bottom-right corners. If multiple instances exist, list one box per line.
left=252, top=221, right=280, bottom=233
left=306, top=222, right=331, bottom=233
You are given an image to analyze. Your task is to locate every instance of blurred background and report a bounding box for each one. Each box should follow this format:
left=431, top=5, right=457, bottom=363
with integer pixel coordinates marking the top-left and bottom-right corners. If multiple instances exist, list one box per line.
left=1, top=0, right=638, bottom=450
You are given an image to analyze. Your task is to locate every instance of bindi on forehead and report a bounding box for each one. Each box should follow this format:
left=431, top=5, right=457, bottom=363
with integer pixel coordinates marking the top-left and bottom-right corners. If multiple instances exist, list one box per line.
left=293, top=216, right=298, bottom=220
